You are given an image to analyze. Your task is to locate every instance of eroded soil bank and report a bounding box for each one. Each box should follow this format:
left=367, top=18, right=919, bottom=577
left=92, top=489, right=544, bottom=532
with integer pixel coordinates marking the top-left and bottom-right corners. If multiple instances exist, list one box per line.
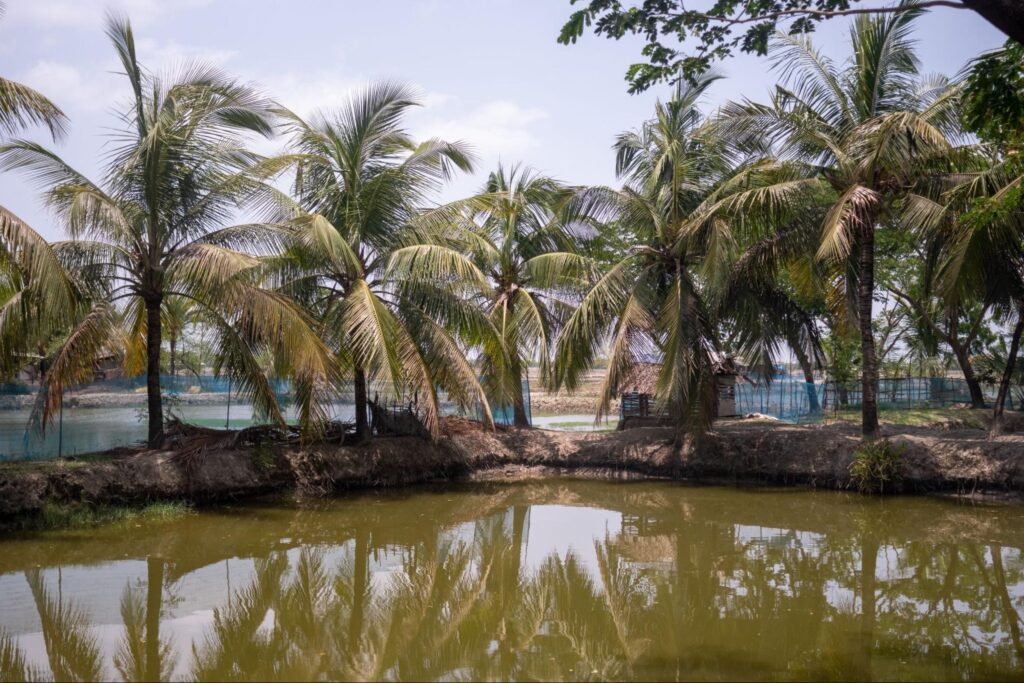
left=3, top=417, right=1024, bottom=522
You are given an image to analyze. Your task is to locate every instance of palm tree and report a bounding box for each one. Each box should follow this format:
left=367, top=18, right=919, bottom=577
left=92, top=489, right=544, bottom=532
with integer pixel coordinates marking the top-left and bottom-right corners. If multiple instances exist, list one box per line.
left=440, top=164, right=598, bottom=426
left=266, top=83, right=493, bottom=440
left=718, top=6, right=962, bottom=437
left=555, top=77, right=811, bottom=438
left=0, top=15, right=332, bottom=446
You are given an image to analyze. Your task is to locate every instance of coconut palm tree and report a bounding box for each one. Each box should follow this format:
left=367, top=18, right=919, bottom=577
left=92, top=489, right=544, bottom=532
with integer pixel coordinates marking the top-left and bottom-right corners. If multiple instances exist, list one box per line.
left=555, top=76, right=813, bottom=438
left=266, top=83, right=494, bottom=440
left=437, top=164, right=600, bottom=426
left=717, top=6, right=962, bottom=437
left=0, top=15, right=333, bottom=446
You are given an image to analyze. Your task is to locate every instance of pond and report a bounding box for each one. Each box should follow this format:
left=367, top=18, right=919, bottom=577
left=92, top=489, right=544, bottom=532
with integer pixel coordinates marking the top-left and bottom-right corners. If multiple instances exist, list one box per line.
left=0, top=403, right=356, bottom=461
left=1, top=481, right=1023, bottom=681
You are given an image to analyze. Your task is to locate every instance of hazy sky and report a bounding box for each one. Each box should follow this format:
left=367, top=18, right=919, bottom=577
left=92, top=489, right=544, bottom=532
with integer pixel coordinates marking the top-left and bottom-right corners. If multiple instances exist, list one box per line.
left=0, top=0, right=1006, bottom=240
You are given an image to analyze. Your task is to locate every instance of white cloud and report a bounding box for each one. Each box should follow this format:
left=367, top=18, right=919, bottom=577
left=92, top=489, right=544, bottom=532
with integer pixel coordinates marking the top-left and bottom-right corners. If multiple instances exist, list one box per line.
left=419, top=100, right=548, bottom=157
left=19, top=38, right=239, bottom=117
left=5, top=0, right=213, bottom=29
left=258, top=69, right=450, bottom=121
left=135, top=38, right=238, bottom=69
left=259, top=69, right=364, bottom=119
left=20, top=61, right=120, bottom=114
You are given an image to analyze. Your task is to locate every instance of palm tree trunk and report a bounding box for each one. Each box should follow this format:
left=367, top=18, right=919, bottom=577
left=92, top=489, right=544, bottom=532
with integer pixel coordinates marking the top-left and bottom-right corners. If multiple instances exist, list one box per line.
left=145, top=556, right=164, bottom=682
left=144, top=297, right=164, bottom=448
left=354, top=365, right=370, bottom=441
left=990, top=544, right=1024, bottom=663
left=859, top=534, right=878, bottom=681
left=857, top=225, right=880, bottom=439
left=952, top=343, right=985, bottom=409
left=991, top=313, right=1024, bottom=437
left=500, top=505, right=527, bottom=679
left=509, top=357, right=530, bottom=427
left=349, top=528, right=369, bottom=642
left=791, top=338, right=820, bottom=412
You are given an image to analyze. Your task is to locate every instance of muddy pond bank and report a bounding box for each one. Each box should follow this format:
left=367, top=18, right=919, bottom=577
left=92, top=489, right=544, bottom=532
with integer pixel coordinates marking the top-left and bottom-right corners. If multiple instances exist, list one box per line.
left=2, top=417, right=1024, bottom=523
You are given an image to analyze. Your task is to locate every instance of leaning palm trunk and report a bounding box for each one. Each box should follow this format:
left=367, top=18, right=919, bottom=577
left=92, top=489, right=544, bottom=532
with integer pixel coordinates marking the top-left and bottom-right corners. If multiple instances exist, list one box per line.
left=991, top=310, right=1024, bottom=437
left=790, top=338, right=820, bottom=412
left=952, top=343, right=986, bottom=409
left=509, top=356, right=530, bottom=427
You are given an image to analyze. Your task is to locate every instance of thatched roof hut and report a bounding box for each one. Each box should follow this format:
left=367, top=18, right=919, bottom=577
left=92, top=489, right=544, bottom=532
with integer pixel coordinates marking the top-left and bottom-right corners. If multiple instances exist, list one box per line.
left=618, top=353, right=740, bottom=425
left=620, top=363, right=661, bottom=395
left=620, top=354, right=739, bottom=396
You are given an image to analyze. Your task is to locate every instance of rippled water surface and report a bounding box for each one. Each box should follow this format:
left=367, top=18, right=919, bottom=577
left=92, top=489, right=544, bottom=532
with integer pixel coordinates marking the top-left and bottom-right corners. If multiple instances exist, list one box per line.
left=2, top=481, right=1024, bottom=681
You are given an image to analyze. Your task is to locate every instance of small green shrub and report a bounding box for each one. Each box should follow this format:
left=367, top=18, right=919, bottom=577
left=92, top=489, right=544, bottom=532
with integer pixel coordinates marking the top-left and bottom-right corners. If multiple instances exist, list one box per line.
left=849, top=440, right=904, bottom=494
left=252, top=441, right=279, bottom=472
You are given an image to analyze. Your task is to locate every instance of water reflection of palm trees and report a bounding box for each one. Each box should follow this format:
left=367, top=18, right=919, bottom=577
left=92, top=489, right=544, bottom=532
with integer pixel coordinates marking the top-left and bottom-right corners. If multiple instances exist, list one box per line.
left=113, top=558, right=174, bottom=682
left=3, top=488, right=1024, bottom=681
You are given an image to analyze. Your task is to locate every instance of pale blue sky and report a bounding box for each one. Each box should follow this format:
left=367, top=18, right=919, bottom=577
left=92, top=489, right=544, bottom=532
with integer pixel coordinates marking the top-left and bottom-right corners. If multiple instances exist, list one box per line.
left=0, top=0, right=1005, bottom=240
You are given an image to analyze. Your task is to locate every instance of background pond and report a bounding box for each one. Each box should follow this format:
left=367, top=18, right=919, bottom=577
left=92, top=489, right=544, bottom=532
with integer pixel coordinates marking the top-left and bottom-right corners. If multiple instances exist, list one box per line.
left=0, top=403, right=357, bottom=461
left=1, top=481, right=1023, bottom=681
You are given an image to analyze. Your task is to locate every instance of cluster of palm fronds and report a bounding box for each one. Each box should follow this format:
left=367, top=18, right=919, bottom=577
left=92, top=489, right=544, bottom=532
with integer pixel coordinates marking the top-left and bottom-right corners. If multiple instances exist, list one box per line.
left=2, top=7, right=1023, bottom=446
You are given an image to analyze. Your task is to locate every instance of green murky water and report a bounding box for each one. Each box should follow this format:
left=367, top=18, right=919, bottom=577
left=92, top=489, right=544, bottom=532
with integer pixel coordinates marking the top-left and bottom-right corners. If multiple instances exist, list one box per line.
left=2, top=481, right=1024, bottom=681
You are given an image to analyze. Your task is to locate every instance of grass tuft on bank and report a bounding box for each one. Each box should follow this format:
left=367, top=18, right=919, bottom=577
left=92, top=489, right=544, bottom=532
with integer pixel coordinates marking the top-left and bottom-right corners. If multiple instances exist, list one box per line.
left=11, top=500, right=195, bottom=533
left=823, top=407, right=988, bottom=429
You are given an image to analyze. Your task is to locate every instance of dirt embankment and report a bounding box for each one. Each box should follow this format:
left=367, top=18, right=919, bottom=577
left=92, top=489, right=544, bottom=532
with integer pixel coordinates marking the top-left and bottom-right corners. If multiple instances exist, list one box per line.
left=2, top=417, right=1024, bottom=521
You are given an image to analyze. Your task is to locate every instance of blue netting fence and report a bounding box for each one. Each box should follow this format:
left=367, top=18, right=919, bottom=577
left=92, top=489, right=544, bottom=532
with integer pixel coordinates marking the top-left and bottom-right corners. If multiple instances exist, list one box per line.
left=476, top=377, right=532, bottom=427
left=1, top=372, right=520, bottom=461
left=1, top=374, right=308, bottom=462
left=735, top=376, right=1024, bottom=423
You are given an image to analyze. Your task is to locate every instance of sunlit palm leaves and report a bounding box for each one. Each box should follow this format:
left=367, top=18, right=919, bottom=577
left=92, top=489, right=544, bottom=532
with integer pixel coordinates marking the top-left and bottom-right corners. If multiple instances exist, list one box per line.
left=265, top=83, right=492, bottom=439
left=0, top=1, right=75, bottom=389
left=0, top=206, right=81, bottom=380
left=0, top=2, right=66, bottom=141
left=429, top=164, right=603, bottom=425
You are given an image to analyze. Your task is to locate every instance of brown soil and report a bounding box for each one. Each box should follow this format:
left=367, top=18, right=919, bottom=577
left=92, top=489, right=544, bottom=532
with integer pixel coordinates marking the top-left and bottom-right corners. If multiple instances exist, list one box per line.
left=2, top=415, right=1024, bottom=523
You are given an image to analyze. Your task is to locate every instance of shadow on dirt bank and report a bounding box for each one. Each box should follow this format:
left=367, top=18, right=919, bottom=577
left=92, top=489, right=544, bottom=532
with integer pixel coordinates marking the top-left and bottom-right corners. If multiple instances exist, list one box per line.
left=2, top=416, right=1024, bottom=522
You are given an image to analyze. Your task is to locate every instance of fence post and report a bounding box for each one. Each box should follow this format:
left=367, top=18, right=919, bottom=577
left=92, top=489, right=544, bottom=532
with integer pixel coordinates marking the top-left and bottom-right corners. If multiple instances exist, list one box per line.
left=58, top=395, right=64, bottom=459
left=225, top=375, right=232, bottom=429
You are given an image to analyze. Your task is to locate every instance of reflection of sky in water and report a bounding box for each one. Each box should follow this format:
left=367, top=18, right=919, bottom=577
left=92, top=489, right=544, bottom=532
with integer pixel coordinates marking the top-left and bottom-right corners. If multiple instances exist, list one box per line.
left=3, top=484, right=1024, bottom=681
left=524, top=505, right=621, bottom=576
left=1, top=505, right=624, bottom=678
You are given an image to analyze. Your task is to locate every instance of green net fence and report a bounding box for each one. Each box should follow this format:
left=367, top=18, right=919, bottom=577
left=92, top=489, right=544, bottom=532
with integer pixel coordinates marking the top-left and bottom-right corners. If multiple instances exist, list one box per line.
left=735, top=376, right=1024, bottom=422
left=0, top=375, right=302, bottom=461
